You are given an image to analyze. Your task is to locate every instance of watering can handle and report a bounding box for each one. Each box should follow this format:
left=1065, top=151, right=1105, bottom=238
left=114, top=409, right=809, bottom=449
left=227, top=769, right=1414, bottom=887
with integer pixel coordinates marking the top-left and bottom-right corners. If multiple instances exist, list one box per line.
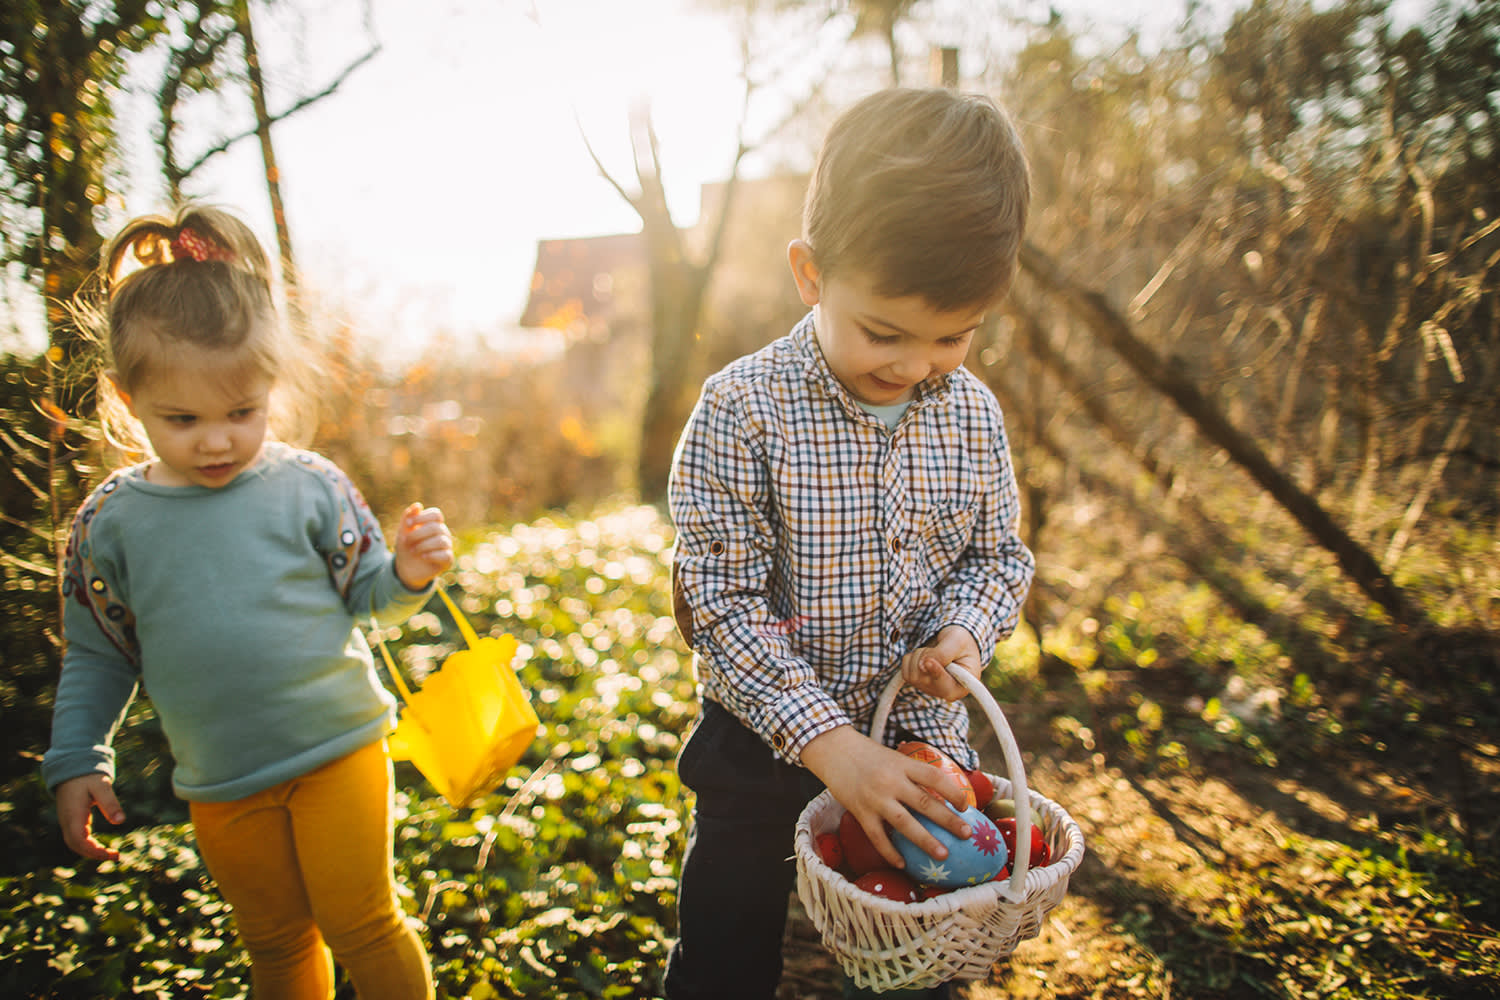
left=436, top=588, right=482, bottom=648
left=373, top=587, right=480, bottom=705
left=372, top=620, right=417, bottom=704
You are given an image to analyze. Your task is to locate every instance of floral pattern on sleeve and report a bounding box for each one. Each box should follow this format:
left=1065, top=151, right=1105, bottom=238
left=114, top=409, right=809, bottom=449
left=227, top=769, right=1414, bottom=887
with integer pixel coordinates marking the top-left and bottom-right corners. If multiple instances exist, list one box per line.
left=291, top=450, right=380, bottom=598
left=62, top=473, right=140, bottom=667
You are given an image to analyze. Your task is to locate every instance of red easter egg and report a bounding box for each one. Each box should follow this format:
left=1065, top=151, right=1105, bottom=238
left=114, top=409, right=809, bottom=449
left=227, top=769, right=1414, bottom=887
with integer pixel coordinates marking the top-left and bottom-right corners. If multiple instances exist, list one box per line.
left=854, top=868, right=922, bottom=903
left=838, top=809, right=887, bottom=876
left=965, top=768, right=996, bottom=808
left=994, top=816, right=1050, bottom=868
left=989, top=864, right=1012, bottom=883
left=815, top=831, right=844, bottom=870
left=897, top=741, right=976, bottom=810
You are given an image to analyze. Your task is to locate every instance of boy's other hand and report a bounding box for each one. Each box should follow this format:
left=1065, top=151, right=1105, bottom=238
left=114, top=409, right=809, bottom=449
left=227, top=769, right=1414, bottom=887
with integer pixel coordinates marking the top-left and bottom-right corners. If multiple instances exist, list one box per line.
left=801, top=725, right=973, bottom=870
left=395, top=503, right=455, bottom=590
left=56, top=775, right=124, bottom=861
left=900, top=625, right=984, bottom=701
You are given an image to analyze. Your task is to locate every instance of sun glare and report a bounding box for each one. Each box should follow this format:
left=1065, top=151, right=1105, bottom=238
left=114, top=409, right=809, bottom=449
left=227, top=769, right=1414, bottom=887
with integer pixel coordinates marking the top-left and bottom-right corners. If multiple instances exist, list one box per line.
left=104, top=0, right=748, bottom=360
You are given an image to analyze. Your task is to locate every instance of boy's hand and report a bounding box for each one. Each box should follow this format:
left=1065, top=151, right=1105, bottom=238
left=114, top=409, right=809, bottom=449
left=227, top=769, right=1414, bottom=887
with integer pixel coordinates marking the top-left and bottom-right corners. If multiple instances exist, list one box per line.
left=801, top=725, right=973, bottom=870
left=394, top=503, right=454, bottom=590
left=56, top=775, right=124, bottom=861
left=900, top=625, right=984, bottom=702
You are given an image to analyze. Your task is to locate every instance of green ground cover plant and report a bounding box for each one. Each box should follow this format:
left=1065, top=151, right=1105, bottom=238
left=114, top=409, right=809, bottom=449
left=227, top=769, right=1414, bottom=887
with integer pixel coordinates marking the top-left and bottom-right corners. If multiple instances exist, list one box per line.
left=3, top=497, right=1497, bottom=999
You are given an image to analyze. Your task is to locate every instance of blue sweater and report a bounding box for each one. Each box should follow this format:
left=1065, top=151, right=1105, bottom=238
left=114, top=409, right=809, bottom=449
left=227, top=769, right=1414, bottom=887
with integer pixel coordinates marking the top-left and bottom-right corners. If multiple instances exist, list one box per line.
left=43, top=443, right=432, bottom=802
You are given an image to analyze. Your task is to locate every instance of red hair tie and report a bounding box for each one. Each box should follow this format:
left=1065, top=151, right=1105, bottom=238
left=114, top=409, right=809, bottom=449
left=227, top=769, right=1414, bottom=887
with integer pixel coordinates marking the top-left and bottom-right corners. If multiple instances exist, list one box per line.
left=171, top=227, right=234, bottom=263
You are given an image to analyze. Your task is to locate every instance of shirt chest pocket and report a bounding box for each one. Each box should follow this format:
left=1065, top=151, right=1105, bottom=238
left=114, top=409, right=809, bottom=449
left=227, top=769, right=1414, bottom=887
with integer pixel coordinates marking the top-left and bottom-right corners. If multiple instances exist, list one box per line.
left=912, top=502, right=977, bottom=580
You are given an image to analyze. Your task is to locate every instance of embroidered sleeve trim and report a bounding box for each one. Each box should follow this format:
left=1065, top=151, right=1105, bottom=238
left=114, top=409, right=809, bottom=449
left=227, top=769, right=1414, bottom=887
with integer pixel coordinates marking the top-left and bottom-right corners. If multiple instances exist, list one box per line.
left=291, top=450, right=380, bottom=598
left=62, top=475, right=141, bottom=667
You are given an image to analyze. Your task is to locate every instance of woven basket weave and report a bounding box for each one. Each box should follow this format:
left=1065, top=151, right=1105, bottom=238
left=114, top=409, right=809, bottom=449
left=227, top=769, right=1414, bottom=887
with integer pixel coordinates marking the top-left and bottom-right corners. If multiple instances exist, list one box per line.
left=793, top=665, right=1085, bottom=991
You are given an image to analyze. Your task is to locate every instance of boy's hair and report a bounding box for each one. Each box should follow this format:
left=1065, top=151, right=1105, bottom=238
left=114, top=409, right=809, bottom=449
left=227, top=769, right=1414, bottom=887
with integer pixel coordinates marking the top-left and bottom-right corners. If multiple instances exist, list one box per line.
left=74, top=204, right=318, bottom=457
left=802, top=88, right=1030, bottom=311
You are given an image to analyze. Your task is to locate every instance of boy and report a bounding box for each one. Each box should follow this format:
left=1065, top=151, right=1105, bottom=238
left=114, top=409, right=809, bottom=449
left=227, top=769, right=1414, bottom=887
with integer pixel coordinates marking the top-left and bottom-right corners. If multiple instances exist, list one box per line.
left=664, top=88, right=1036, bottom=1000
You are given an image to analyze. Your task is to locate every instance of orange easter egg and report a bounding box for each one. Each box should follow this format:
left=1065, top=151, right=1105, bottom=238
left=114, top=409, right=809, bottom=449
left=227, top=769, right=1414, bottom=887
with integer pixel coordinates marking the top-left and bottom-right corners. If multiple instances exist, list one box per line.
left=898, top=740, right=976, bottom=810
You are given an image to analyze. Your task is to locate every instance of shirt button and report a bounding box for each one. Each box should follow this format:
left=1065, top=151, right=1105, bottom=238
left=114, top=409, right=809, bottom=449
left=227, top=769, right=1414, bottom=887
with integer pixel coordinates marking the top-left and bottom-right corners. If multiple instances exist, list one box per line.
left=771, top=732, right=787, bottom=752
left=890, top=627, right=901, bottom=644
left=889, top=536, right=902, bottom=553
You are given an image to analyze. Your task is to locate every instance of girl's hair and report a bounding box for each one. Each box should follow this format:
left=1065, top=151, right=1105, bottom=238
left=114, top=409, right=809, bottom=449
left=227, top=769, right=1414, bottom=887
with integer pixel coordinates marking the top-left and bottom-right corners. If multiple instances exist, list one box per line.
left=76, top=205, right=319, bottom=459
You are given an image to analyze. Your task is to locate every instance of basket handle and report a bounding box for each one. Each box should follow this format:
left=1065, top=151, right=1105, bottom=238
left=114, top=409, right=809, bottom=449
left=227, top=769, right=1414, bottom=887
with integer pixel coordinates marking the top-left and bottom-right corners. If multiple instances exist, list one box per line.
left=869, top=664, right=1034, bottom=904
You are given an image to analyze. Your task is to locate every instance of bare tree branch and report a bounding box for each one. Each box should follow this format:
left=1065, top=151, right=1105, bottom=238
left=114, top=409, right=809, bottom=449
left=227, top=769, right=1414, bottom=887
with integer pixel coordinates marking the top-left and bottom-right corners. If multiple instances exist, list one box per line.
left=174, top=43, right=382, bottom=183
left=1019, top=238, right=1426, bottom=628
left=574, top=107, right=640, bottom=212
left=1383, top=413, right=1470, bottom=572
left=159, top=4, right=238, bottom=198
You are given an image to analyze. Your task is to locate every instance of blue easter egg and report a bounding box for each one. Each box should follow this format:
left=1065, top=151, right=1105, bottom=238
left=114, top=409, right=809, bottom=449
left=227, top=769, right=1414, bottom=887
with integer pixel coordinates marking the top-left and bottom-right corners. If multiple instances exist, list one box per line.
left=891, top=803, right=1009, bottom=888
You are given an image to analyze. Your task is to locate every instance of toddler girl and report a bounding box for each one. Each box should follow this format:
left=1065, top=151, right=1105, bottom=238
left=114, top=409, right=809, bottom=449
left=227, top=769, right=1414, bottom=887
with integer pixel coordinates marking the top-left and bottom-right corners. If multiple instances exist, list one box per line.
left=43, top=205, right=450, bottom=1000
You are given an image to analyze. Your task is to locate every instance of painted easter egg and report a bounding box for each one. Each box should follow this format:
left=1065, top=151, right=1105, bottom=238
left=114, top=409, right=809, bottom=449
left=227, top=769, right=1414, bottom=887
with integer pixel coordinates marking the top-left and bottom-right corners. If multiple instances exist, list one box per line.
left=890, top=803, right=1009, bottom=889
left=965, top=768, right=996, bottom=808
left=837, top=809, right=887, bottom=876
left=995, top=816, right=1051, bottom=868
left=815, top=831, right=844, bottom=870
left=898, top=740, right=976, bottom=810
left=853, top=868, right=922, bottom=903
left=983, top=797, right=1016, bottom=822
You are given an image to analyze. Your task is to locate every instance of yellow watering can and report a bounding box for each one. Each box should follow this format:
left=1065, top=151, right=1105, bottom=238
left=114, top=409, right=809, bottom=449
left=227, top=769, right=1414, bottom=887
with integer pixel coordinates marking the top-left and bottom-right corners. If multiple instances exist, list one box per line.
left=375, top=589, right=539, bottom=807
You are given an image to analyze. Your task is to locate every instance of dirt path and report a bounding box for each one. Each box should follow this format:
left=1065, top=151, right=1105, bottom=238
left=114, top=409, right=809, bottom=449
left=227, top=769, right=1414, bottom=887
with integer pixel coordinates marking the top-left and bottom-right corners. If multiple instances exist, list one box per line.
left=775, top=633, right=1500, bottom=1000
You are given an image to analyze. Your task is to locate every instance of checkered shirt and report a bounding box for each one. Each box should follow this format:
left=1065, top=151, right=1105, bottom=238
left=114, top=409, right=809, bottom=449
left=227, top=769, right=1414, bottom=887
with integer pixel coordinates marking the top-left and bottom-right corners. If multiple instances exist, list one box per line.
left=668, top=313, right=1035, bottom=769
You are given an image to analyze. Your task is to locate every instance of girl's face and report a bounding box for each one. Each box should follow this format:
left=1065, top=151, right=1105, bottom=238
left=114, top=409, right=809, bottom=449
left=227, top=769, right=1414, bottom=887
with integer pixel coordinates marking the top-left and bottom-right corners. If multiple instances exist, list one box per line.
left=116, top=348, right=272, bottom=489
left=787, top=240, right=986, bottom=406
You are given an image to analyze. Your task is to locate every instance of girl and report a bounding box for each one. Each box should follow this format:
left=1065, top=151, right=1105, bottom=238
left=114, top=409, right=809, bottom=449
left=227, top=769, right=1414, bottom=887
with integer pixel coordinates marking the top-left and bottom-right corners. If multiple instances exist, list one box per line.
left=43, top=205, right=450, bottom=1000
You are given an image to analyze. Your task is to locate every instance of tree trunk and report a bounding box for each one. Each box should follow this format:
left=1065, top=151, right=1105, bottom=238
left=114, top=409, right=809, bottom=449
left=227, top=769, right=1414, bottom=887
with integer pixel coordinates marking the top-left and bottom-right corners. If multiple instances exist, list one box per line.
left=35, top=19, right=112, bottom=619
left=637, top=360, right=689, bottom=505
left=635, top=248, right=709, bottom=503
left=1018, top=240, right=1426, bottom=629
left=623, top=108, right=729, bottom=503
left=37, top=33, right=108, bottom=386
left=235, top=0, right=299, bottom=305
left=994, top=300, right=1342, bottom=660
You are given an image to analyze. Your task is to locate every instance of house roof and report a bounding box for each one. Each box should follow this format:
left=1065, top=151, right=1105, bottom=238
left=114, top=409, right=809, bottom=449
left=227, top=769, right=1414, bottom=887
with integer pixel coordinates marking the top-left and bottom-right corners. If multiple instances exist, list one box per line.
left=518, top=232, right=644, bottom=330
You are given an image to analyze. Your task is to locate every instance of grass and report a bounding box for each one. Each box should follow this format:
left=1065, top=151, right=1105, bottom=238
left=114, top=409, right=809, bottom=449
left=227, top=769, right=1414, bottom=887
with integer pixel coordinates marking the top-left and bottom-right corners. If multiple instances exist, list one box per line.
left=2, top=495, right=1497, bottom=998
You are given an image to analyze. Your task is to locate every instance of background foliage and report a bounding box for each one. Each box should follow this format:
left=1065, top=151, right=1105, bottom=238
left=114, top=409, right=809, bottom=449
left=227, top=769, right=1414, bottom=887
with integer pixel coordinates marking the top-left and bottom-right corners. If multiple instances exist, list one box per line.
left=2, top=0, right=1498, bottom=997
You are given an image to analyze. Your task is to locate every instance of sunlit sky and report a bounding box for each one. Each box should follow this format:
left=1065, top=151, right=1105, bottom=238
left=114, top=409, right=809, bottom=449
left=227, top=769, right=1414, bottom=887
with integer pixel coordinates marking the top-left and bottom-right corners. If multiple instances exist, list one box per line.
left=112, top=0, right=751, bottom=361
left=7, top=0, right=1428, bottom=361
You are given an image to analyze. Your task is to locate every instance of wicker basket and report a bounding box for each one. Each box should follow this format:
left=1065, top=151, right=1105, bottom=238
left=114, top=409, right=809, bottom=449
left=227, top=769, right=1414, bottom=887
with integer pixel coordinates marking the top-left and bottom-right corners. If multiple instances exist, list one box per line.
left=793, top=665, right=1085, bottom=991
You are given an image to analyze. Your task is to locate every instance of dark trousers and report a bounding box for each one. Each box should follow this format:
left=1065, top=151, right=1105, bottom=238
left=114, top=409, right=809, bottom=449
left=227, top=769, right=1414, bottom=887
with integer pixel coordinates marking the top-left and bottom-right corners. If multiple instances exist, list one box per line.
left=663, top=700, right=826, bottom=1000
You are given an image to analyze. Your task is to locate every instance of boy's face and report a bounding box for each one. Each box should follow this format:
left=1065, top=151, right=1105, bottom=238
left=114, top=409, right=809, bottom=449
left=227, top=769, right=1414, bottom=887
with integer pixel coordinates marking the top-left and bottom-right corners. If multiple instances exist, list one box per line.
left=789, top=240, right=987, bottom=406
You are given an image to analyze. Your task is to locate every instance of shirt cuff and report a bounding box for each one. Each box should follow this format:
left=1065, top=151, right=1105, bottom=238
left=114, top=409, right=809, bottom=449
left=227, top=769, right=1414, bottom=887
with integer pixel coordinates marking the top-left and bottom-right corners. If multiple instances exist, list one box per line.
left=397, top=574, right=434, bottom=594
left=926, top=603, right=999, bottom=662
left=750, top=685, right=852, bottom=766
left=374, top=564, right=437, bottom=622
left=41, top=747, right=115, bottom=793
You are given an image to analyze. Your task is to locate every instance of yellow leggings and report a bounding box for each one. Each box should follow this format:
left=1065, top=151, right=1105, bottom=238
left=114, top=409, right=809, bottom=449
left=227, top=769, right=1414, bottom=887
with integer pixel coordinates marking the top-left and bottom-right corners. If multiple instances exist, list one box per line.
left=190, top=740, right=434, bottom=1000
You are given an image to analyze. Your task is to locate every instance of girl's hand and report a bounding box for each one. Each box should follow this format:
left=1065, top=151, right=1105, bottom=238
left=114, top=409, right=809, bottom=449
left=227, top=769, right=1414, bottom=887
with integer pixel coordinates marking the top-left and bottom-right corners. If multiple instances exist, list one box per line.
left=900, top=625, right=984, bottom=702
left=56, top=775, right=124, bottom=861
left=394, top=503, right=454, bottom=590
